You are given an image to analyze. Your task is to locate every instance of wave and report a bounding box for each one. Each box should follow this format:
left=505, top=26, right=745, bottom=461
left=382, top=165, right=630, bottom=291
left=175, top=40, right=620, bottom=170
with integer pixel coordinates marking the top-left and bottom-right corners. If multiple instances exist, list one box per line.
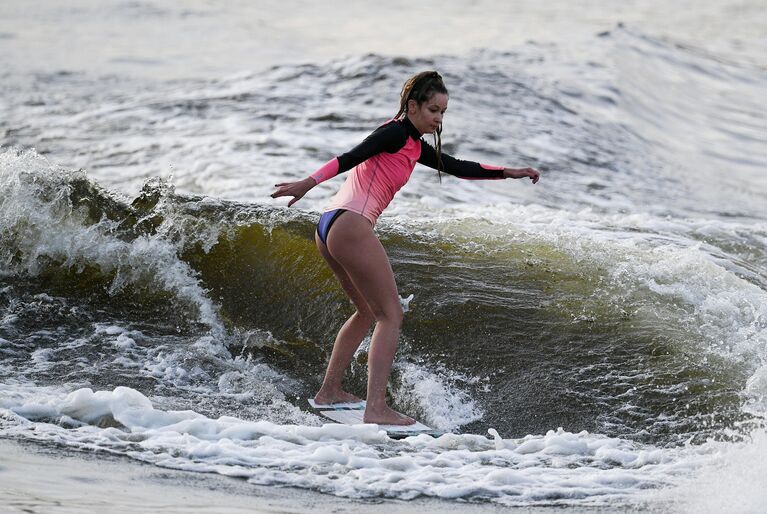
left=2, top=148, right=765, bottom=444
left=0, top=148, right=482, bottom=431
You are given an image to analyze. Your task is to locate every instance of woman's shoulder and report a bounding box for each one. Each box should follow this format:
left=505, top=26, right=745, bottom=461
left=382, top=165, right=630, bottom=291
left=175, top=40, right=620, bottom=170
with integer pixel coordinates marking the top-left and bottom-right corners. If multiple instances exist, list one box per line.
left=374, top=118, right=407, bottom=134
left=365, top=118, right=409, bottom=151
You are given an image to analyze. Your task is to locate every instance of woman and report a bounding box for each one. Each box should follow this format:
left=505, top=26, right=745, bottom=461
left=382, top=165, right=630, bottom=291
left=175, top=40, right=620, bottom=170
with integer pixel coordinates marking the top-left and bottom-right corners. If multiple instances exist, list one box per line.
left=272, top=71, right=540, bottom=425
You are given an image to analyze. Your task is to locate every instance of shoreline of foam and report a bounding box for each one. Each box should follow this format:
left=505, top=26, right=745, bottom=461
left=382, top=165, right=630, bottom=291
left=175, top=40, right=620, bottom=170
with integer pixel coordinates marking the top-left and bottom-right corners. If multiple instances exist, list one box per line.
left=0, top=437, right=644, bottom=514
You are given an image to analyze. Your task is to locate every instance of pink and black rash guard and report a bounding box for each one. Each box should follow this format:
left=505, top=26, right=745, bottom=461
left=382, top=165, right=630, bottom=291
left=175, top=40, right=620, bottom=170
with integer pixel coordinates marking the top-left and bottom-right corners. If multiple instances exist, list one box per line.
left=310, top=117, right=505, bottom=225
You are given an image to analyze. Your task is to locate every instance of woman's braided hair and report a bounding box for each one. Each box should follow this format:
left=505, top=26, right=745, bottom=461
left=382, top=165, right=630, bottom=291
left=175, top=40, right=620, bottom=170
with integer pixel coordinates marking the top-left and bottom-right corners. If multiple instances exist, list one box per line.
left=396, top=71, right=448, bottom=179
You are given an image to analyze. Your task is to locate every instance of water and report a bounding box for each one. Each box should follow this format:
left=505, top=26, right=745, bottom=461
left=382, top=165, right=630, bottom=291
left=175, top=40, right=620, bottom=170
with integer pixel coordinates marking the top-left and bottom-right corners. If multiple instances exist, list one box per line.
left=1, top=0, right=766, bottom=510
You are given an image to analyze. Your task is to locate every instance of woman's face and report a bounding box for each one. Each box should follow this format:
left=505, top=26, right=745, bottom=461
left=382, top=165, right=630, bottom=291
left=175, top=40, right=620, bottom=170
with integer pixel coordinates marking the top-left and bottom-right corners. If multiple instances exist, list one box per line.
left=408, top=93, right=448, bottom=135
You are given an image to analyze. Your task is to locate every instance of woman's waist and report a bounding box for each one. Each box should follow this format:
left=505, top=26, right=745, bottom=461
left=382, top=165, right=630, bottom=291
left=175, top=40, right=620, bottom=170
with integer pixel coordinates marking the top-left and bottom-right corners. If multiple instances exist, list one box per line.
left=322, top=203, right=379, bottom=226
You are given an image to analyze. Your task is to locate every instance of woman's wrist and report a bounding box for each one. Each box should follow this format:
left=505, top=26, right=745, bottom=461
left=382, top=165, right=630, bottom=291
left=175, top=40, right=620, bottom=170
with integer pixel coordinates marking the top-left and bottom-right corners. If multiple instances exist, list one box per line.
left=502, top=166, right=541, bottom=183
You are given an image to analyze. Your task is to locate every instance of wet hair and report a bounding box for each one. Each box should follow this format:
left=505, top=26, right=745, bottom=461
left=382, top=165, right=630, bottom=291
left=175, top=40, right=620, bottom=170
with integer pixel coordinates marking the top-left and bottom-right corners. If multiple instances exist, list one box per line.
left=396, top=71, right=448, bottom=179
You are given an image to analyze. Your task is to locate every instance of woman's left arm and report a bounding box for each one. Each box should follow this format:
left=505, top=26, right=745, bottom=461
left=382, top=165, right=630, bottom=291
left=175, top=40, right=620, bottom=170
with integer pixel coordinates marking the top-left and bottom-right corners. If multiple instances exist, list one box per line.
left=419, top=142, right=540, bottom=183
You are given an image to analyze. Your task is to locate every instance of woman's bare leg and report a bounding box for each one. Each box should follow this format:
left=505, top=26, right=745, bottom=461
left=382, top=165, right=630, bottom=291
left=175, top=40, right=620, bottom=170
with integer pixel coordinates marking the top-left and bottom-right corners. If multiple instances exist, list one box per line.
left=314, top=229, right=375, bottom=404
left=326, top=212, right=414, bottom=425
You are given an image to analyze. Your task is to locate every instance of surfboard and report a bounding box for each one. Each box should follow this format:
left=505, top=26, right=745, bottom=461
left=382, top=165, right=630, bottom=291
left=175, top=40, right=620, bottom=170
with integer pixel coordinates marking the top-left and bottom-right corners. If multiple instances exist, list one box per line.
left=307, top=399, right=443, bottom=438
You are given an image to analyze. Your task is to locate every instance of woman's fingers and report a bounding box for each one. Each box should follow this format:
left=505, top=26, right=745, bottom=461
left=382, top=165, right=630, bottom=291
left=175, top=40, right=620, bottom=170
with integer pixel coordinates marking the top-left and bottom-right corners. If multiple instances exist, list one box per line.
left=273, top=177, right=315, bottom=203
left=271, top=182, right=304, bottom=206
left=287, top=189, right=307, bottom=207
left=271, top=182, right=296, bottom=198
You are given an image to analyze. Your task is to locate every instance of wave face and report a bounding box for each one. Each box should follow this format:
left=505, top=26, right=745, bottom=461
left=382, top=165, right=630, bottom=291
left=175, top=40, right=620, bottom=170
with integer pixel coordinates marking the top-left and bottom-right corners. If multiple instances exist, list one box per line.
left=2, top=22, right=766, bottom=508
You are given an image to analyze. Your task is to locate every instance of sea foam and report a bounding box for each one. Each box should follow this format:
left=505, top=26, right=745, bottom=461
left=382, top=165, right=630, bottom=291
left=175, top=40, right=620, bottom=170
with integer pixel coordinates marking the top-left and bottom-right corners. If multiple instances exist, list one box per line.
left=1, top=385, right=705, bottom=506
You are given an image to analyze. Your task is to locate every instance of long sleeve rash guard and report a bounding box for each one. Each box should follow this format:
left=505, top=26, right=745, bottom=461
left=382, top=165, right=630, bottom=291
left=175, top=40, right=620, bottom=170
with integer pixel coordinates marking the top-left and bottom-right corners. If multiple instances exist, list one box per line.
left=310, top=117, right=505, bottom=225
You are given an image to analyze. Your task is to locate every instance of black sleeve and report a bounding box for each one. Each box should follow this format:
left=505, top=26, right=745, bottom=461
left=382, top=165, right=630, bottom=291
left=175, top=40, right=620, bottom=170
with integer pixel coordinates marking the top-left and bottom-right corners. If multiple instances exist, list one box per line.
left=335, top=122, right=408, bottom=173
left=418, top=140, right=505, bottom=179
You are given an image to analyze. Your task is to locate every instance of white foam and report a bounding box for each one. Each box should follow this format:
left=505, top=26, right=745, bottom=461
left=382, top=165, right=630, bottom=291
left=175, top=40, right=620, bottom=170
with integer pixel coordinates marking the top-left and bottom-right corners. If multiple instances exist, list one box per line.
left=651, top=428, right=767, bottom=513
left=113, top=333, right=136, bottom=350
left=744, top=365, right=767, bottom=416
left=30, top=348, right=54, bottom=369
left=399, top=293, right=414, bottom=313
left=0, top=149, right=224, bottom=334
left=0, top=385, right=705, bottom=506
left=393, top=361, right=483, bottom=433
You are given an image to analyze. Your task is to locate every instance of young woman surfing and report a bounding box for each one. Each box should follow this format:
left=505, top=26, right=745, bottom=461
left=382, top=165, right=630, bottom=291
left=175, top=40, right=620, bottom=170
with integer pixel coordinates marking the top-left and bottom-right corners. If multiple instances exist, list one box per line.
left=271, top=71, right=540, bottom=425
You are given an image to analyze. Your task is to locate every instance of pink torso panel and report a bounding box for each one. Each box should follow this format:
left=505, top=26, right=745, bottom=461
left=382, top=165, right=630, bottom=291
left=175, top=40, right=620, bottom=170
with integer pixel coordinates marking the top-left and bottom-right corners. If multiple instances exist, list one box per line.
left=325, top=136, right=421, bottom=225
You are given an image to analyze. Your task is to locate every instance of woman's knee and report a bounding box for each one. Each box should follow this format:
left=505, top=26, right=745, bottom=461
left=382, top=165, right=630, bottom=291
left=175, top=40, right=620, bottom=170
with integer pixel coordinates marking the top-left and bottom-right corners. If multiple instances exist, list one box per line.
left=353, top=306, right=376, bottom=325
left=371, top=304, right=404, bottom=327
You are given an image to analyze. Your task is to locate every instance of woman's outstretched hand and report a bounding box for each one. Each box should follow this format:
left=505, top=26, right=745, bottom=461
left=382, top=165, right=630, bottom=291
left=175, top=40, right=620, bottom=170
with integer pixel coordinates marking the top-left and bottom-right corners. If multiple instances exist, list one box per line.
left=271, top=177, right=317, bottom=207
left=503, top=167, right=540, bottom=184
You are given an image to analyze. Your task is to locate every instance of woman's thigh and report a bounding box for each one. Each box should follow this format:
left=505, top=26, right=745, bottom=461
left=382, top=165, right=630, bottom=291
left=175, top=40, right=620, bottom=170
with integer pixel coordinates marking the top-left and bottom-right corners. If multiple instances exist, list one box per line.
left=315, top=230, right=372, bottom=318
left=325, top=212, right=401, bottom=320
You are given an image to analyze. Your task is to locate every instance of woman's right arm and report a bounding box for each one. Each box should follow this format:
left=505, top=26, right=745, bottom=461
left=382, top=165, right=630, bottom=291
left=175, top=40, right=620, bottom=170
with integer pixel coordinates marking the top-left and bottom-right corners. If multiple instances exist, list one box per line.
left=271, top=121, right=406, bottom=206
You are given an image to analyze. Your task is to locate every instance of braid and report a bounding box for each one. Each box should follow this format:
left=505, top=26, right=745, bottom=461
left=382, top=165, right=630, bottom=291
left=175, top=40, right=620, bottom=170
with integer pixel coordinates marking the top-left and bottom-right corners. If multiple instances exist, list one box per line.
left=396, top=71, right=448, bottom=180
left=434, top=124, right=443, bottom=182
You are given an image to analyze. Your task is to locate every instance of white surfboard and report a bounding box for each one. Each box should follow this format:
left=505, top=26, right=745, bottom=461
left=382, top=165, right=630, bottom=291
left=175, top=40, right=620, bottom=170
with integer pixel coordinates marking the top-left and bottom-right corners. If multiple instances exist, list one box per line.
left=307, top=399, right=442, bottom=438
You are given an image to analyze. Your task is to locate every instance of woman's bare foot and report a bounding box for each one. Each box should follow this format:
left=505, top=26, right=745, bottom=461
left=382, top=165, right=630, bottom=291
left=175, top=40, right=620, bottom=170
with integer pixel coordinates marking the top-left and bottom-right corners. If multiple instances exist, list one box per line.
left=313, top=388, right=362, bottom=405
left=363, top=404, right=415, bottom=425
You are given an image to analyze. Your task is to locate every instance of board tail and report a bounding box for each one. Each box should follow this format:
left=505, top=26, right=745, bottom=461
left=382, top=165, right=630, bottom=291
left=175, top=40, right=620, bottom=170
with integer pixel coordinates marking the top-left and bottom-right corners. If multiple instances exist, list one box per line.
left=307, top=398, right=366, bottom=410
